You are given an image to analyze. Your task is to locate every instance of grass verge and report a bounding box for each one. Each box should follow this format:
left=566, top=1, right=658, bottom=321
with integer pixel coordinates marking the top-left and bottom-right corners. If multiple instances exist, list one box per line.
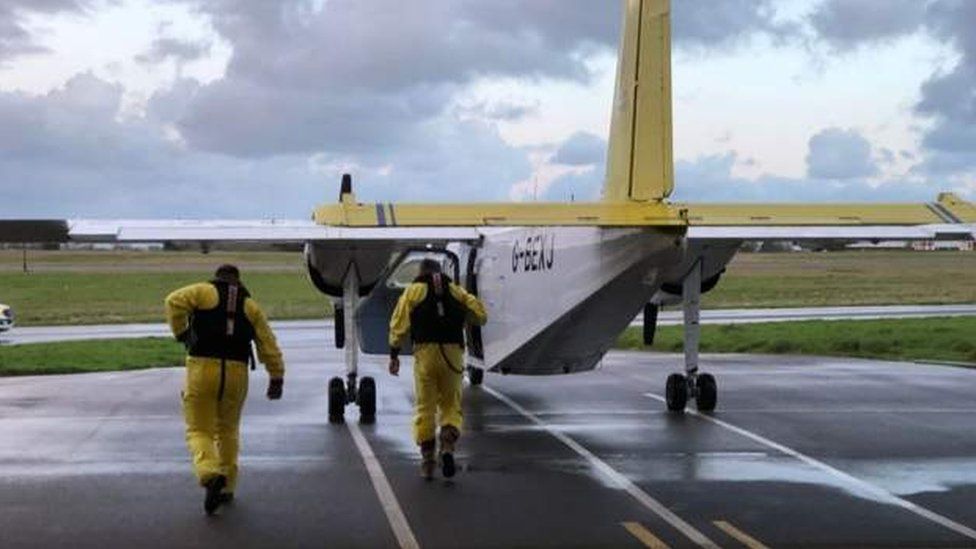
left=1, top=249, right=974, bottom=326
left=0, top=271, right=332, bottom=326
left=616, top=317, right=976, bottom=365
left=0, top=338, right=184, bottom=376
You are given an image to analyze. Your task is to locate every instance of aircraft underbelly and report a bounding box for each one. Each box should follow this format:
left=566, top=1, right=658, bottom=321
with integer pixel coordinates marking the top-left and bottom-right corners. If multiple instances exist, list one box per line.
left=478, top=226, right=683, bottom=375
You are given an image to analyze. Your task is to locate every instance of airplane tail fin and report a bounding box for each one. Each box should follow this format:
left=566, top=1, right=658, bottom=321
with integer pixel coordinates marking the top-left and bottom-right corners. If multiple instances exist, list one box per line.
left=603, top=0, right=673, bottom=202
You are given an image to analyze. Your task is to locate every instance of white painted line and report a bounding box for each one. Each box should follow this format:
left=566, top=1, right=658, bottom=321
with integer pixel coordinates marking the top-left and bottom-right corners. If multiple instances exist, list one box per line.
left=645, top=393, right=976, bottom=542
left=485, top=386, right=719, bottom=549
left=347, top=421, right=420, bottom=549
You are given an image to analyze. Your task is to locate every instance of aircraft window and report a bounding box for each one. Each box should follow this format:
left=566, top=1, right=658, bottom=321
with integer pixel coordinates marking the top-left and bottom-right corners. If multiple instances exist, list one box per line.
left=386, top=253, right=456, bottom=289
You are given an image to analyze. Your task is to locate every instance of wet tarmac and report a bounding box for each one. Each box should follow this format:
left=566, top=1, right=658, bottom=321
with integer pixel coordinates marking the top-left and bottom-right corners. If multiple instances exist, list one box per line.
left=2, top=332, right=976, bottom=547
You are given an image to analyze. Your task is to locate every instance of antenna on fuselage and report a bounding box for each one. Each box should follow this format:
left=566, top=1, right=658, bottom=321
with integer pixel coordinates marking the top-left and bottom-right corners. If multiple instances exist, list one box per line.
left=339, top=173, right=354, bottom=203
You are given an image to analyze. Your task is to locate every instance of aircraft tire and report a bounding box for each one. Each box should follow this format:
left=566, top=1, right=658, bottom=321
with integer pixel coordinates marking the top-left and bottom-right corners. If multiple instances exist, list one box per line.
left=358, top=376, right=376, bottom=423
left=328, top=377, right=346, bottom=423
left=665, top=374, right=688, bottom=412
left=468, top=367, right=484, bottom=386
left=695, top=373, right=717, bottom=412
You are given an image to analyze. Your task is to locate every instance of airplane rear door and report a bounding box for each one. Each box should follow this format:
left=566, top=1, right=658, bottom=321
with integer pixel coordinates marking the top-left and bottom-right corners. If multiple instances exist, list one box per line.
left=357, top=249, right=460, bottom=355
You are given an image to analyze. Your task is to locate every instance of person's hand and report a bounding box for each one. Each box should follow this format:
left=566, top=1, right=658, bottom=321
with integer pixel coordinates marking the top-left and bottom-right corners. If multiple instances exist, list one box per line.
left=388, top=357, right=400, bottom=377
left=267, top=377, right=283, bottom=400
left=175, top=330, right=192, bottom=350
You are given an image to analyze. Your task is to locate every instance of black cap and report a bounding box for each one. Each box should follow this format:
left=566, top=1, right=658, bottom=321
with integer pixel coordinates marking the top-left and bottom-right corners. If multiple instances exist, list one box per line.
left=419, top=258, right=442, bottom=275
left=215, top=264, right=241, bottom=282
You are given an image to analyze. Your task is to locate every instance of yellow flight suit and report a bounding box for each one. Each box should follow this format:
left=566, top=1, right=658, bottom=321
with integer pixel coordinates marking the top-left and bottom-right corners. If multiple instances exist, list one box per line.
left=165, top=282, right=284, bottom=493
left=389, top=281, right=487, bottom=445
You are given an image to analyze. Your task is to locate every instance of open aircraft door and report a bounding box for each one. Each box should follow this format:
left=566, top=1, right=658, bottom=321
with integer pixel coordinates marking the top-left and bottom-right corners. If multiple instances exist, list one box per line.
left=357, top=248, right=460, bottom=356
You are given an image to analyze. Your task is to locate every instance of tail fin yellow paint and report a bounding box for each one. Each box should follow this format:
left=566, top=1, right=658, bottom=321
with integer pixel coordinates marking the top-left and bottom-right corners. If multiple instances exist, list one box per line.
left=603, top=0, right=673, bottom=202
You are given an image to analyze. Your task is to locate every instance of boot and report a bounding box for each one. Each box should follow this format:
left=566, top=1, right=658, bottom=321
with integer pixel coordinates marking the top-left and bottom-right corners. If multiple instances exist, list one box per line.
left=419, top=440, right=436, bottom=480
left=439, top=426, right=460, bottom=478
left=204, top=475, right=227, bottom=516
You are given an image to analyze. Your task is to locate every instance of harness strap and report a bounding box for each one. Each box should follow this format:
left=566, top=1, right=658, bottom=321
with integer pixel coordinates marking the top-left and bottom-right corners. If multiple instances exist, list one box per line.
left=218, top=358, right=226, bottom=401
left=437, top=344, right=464, bottom=375
left=225, top=284, right=238, bottom=336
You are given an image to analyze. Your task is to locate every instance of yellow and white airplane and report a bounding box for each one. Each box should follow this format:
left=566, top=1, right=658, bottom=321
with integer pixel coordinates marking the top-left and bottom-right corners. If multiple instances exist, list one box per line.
left=3, top=0, right=974, bottom=421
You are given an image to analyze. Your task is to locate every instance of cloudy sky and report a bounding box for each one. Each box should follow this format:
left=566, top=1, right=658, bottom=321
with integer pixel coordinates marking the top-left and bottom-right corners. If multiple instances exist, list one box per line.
left=0, top=0, right=973, bottom=218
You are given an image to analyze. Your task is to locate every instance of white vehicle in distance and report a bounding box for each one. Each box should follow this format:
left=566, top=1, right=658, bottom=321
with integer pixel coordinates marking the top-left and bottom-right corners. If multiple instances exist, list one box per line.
left=0, top=303, right=13, bottom=332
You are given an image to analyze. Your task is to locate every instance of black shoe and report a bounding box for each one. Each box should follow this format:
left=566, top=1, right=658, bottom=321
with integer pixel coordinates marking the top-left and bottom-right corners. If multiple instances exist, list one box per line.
left=204, top=476, right=227, bottom=515
left=441, top=453, right=456, bottom=479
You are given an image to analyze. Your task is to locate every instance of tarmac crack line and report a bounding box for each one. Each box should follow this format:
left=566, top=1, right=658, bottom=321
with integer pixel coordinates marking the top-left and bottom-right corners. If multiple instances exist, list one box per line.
left=484, top=386, right=720, bottom=549
left=644, top=393, right=976, bottom=543
left=347, top=421, right=420, bottom=549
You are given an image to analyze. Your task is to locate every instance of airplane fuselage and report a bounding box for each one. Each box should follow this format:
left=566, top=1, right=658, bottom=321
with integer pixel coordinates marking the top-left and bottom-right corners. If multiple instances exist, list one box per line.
left=306, top=225, right=693, bottom=376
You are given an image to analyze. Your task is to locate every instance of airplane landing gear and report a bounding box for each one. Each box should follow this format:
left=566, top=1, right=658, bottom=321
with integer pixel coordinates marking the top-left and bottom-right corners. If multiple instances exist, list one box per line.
left=329, top=270, right=377, bottom=424
left=664, top=372, right=717, bottom=412
left=467, top=366, right=484, bottom=386
left=328, top=374, right=376, bottom=423
left=665, top=259, right=719, bottom=413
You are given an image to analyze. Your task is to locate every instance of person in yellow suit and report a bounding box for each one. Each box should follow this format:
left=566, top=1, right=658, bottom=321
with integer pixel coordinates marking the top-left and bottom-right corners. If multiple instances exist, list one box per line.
left=165, top=264, right=285, bottom=515
left=388, top=259, right=487, bottom=480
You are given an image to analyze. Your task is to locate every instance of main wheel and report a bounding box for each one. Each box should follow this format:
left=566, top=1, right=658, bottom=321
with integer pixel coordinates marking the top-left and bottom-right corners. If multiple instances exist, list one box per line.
left=357, top=376, right=376, bottom=423
left=468, top=367, right=484, bottom=386
left=328, top=377, right=346, bottom=423
left=665, top=374, right=688, bottom=412
left=695, top=373, right=717, bottom=412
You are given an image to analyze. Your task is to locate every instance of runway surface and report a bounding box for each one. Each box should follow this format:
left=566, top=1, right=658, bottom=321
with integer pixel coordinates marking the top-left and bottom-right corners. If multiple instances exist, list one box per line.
left=4, top=303, right=975, bottom=345
left=2, top=328, right=976, bottom=547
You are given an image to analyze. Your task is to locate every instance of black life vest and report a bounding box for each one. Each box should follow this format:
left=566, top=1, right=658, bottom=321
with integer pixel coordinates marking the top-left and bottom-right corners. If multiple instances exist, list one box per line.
left=410, top=273, right=466, bottom=345
left=188, top=281, right=256, bottom=363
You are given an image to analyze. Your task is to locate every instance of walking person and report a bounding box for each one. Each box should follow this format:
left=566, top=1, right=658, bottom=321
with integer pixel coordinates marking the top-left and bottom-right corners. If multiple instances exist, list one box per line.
left=388, top=259, right=487, bottom=480
left=165, top=264, right=285, bottom=514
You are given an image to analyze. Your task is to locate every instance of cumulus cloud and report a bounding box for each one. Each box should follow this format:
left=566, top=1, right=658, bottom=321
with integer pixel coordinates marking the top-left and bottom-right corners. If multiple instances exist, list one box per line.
left=672, top=151, right=939, bottom=203
left=157, top=0, right=792, bottom=160
left=913, top=1, right=976, bottom=174
left=0, top=0, right=93, bottom=61
left=809, top=0, right=926, bottom=50
left=0, top=72, right=529, bottom=217
left=2, top=0, right=908, bottom=218
left=807, top=1, right=976, bottom=177
left=552, top=132, right=606, bottom=167
left=806, top=128, right=878, bottom=180
left=136, top=37, right=211, bottom=65
left=673, top=0, right=792, bottom=50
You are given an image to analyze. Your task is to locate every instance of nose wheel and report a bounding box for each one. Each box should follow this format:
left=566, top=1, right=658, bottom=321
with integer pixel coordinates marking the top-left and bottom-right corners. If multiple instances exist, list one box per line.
left=665, top=373, right=717, bottom=413
left=467, top=366, right=484, bottom=386
left=329, top=375, right=376, bottom=423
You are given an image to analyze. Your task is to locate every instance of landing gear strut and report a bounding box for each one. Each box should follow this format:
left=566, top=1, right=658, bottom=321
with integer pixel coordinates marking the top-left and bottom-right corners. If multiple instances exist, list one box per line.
left=665, top=259, right=718, bottom=413
left=328, top=270, right=376, bottom=424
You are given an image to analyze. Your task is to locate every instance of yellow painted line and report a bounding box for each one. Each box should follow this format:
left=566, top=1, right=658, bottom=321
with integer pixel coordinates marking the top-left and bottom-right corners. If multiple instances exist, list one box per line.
left=622, top=522, right=670, bottom=549
left=713, top=520, right=769, bottom=549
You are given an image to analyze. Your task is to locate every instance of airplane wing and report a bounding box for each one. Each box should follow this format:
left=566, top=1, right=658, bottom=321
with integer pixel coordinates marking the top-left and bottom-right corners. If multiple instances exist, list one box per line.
left=0, top=219, right=481, bottom=244
left=681, top=193, right=976, bottom=242
left=650, top=192, right=975, bottom=306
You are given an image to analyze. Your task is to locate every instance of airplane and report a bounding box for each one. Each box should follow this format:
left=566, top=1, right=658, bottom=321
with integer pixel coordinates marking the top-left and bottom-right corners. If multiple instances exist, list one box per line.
left=2, top=0, right=974, bottom=423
